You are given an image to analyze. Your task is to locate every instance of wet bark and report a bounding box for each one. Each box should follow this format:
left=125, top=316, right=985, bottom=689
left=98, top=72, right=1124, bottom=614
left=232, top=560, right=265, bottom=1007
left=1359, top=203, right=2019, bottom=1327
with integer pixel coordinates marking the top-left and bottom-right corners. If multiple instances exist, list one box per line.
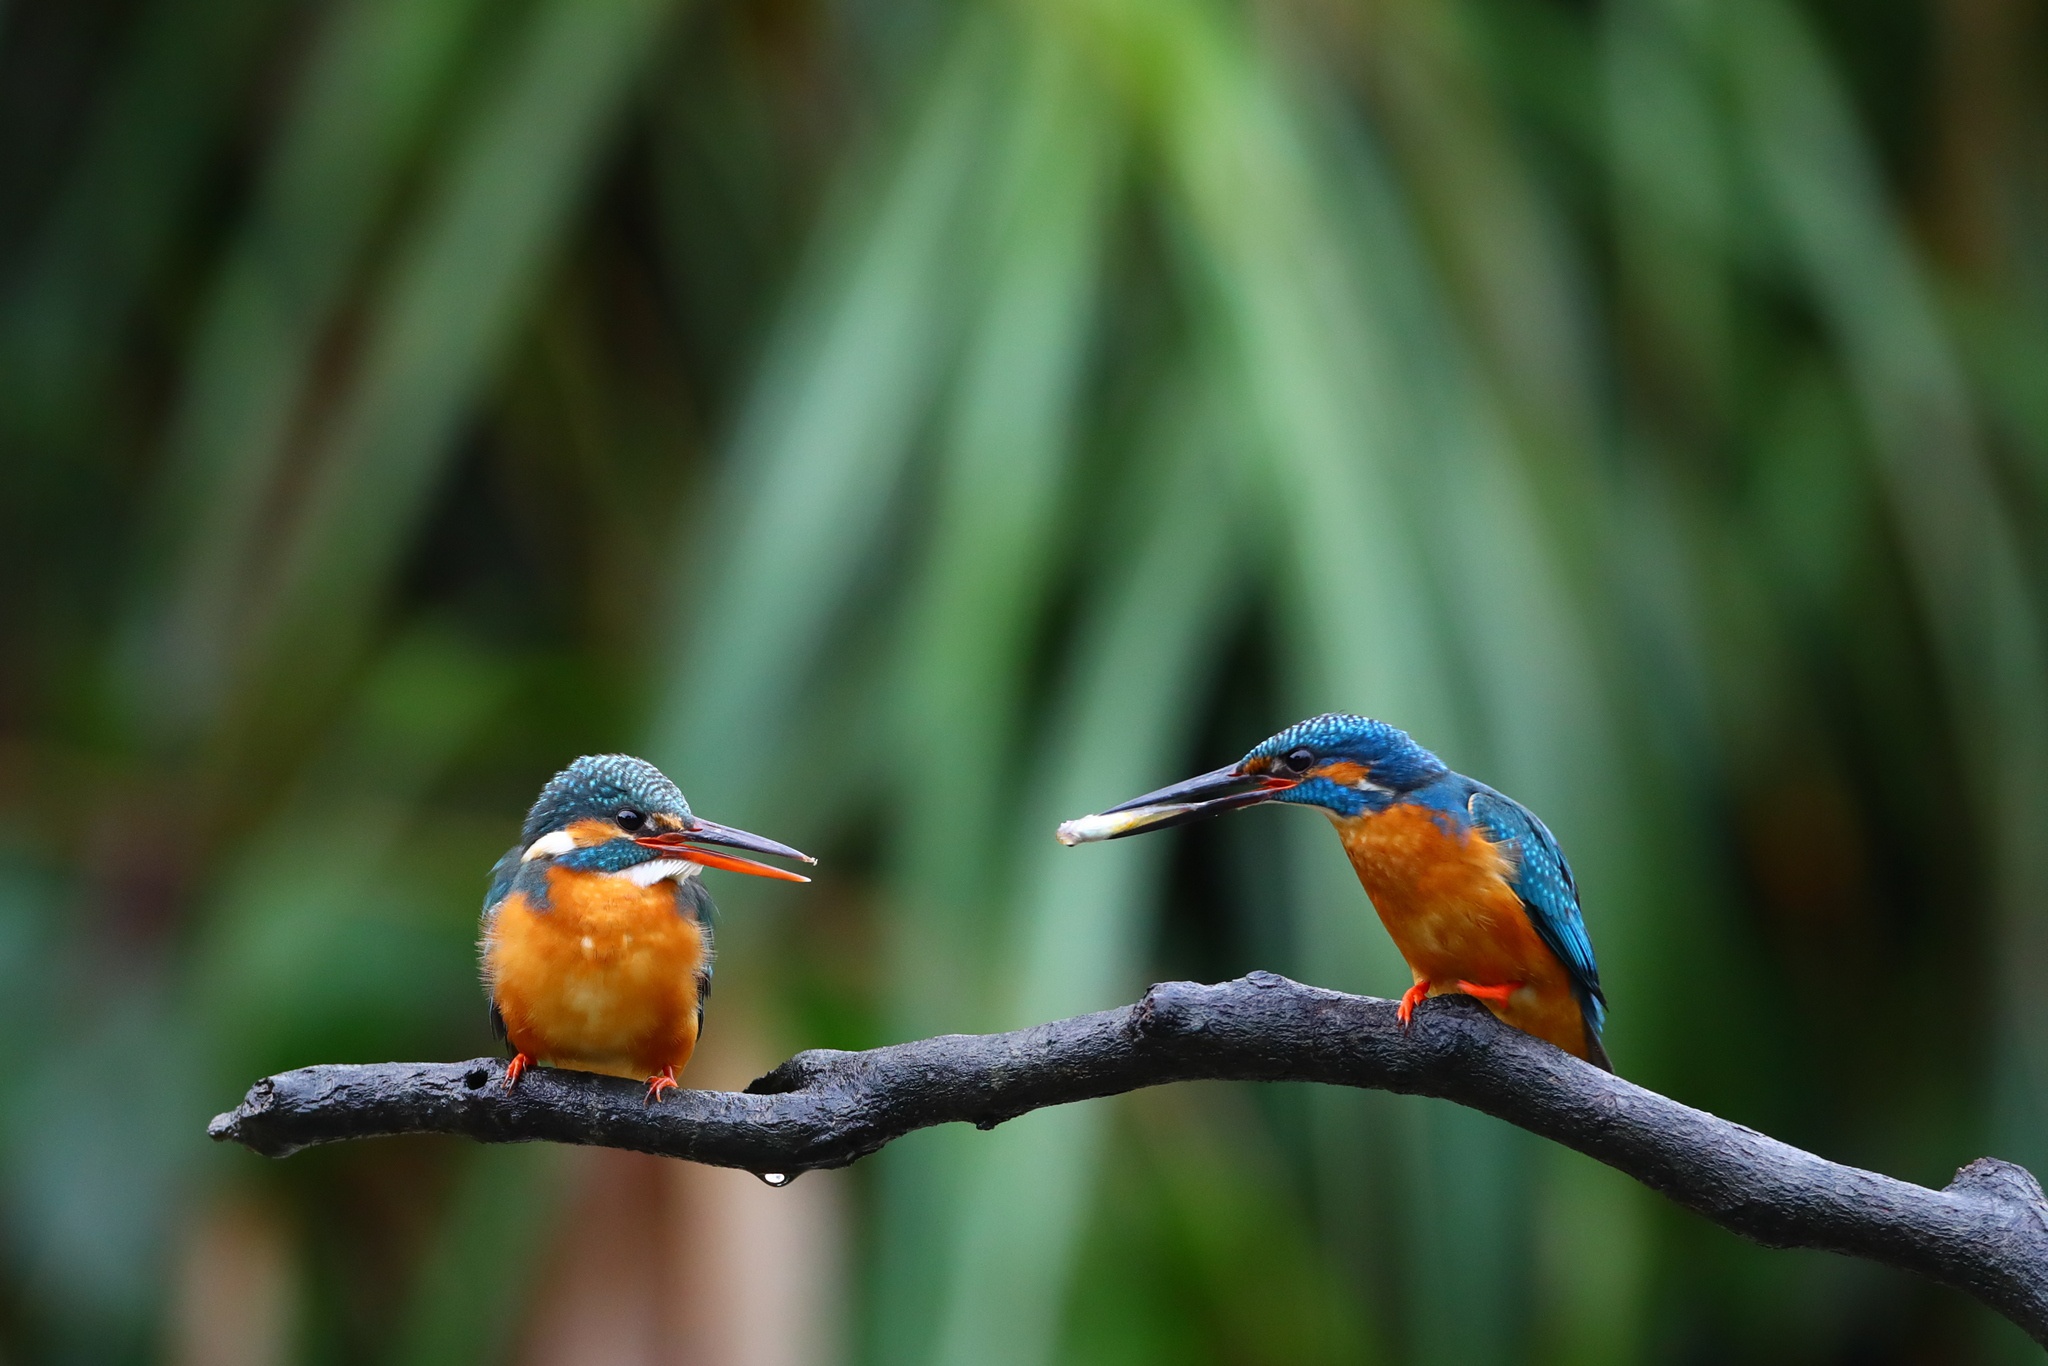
left=211, top=973, right=2048, bottom=1343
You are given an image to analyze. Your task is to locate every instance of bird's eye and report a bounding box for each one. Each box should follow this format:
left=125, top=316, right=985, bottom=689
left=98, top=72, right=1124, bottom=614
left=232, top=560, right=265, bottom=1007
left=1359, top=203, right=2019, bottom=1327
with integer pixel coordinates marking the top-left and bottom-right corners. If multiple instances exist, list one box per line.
left=1284, top=747, right=1317, bottom=773
left=616, top=808, right=646, bottom=832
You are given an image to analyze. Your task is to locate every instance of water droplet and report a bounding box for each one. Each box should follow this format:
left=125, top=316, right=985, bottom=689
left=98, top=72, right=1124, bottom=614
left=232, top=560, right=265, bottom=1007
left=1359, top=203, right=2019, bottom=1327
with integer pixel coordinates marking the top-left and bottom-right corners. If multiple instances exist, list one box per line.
left=757, top=1171, right=791, bottom=1188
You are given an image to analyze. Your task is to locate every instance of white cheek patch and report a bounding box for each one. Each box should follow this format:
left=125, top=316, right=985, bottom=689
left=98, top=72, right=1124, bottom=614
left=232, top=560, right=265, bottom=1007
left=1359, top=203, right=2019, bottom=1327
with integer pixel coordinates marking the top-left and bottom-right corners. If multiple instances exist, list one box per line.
left=522, top=829, right=577, bottom=862
left=1353, top=779, right=1392, bottom=796
left=617, top=858, right=701, bottom=886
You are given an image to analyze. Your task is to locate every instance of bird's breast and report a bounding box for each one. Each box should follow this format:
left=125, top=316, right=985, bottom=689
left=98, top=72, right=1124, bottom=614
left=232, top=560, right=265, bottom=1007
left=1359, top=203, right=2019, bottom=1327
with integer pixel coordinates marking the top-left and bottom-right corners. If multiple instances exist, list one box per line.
left=1330, top=800, right=1593, bottom=1058
left=1331, top=802, right=1544, bottom=979
left=538, top=864, right=701, bottom=957
left=483, top=867, right=706, bottom=1076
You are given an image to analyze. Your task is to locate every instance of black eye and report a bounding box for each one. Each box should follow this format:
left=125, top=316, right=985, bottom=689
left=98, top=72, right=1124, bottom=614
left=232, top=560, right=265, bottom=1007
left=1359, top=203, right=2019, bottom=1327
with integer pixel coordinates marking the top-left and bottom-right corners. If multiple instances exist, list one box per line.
left=1284, top=747, right=1317, bottom=773
left=616, top=808, right=646, bottom=831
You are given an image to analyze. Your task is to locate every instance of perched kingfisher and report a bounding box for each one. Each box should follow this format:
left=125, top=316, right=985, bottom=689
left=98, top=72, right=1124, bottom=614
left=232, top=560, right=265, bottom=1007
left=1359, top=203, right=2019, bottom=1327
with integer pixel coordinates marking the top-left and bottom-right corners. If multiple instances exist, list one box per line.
left=480, top=755, right=814, bottom=1101
left=1057, top=714, right=1609, bottom=1069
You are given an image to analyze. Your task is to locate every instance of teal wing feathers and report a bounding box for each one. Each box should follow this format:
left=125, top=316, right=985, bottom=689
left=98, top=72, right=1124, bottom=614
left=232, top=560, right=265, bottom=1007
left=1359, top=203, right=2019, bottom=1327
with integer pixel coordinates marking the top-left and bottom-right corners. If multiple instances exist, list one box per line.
left=482, top=845, right=522, bottom=922
left=1465, top=789, right=1606, bottom=1036
left=677, top=877, right=716, bottom=1004
left=676, top=877, right=716, bottom=1041
left=676, top=876, right=718, bottom=932
left=481, top=845, right=522, bottom=1050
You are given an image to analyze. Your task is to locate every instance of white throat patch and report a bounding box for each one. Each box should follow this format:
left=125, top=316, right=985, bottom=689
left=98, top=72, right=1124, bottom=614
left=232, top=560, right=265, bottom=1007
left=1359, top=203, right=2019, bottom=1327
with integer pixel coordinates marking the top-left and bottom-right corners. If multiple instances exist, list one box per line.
left=618, top=858, right=702, bottom=886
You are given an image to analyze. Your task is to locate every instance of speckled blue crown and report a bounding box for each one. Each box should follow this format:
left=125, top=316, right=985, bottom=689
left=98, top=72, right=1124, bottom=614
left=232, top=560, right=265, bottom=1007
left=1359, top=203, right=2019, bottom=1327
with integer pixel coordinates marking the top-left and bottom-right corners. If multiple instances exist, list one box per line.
left=522, top=754, right=690, bottom=842
left=1246, top=713, right=1446, bottom=790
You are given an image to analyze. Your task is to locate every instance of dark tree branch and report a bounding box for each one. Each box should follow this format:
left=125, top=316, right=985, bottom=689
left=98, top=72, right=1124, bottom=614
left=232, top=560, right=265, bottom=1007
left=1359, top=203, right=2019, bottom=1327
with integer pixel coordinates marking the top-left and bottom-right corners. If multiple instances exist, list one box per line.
left=210, top=973, right=2048, bottom=1342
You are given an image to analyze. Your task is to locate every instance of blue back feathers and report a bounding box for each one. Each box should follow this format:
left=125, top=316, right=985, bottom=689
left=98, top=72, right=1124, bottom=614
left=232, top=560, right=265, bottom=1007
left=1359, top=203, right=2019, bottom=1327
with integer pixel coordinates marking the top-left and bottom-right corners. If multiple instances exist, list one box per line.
left=1465, top=787, right=1606, bottom=1032
left=522, top=754, right=690, bottom=842
left=483, top=845, right=523, bottom=913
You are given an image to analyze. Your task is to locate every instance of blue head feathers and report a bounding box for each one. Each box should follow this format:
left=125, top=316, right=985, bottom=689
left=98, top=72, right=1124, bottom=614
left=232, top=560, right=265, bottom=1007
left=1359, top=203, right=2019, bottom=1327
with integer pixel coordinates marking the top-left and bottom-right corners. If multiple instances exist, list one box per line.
left=522, top=755, right=690, bottom=843
left=1247, top=713, right=1447, bottom=818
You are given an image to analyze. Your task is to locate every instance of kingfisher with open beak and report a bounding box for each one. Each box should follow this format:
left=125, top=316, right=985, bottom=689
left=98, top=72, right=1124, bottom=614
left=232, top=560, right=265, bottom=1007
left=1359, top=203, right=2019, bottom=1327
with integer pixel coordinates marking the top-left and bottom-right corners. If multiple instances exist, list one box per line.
left=1058, top=714, right=1609, bottom=1068
left=481, top=754, right=815, bottom=1101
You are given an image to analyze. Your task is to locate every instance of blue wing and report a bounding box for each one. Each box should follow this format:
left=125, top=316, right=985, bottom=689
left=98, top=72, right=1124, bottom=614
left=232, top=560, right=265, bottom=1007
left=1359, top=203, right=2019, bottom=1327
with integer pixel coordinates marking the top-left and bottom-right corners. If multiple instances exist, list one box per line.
left=1466, top=788, right=1605, bottom=1035
left=674, top=877, right=717, bottom=1041
left=480, top=846, right=523, bottom=1049
left=481, top=846, right=522, bottom=923
left=677, top=877, right=716, bottom=1003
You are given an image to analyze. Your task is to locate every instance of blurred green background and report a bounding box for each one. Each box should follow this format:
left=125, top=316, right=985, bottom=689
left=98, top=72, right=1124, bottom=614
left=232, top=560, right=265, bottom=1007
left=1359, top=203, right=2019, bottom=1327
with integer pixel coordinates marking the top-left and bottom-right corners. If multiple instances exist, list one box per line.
left=3, top=0, right=2047, bottom=1360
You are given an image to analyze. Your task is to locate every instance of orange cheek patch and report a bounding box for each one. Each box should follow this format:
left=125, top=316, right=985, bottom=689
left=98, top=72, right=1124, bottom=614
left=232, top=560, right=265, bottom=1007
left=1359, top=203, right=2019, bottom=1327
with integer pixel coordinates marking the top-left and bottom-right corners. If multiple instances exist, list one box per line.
left=566, top=818, right=619, bottom=848
left=1316, top=760, right=1369, bottom=787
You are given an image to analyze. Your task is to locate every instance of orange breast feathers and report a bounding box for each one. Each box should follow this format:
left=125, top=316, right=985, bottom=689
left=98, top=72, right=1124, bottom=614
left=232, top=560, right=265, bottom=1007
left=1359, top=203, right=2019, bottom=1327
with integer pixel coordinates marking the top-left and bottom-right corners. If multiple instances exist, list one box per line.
left=482, top=867, right=708, bottom=1080
left=1332, top=803, right=1595, bottom=1061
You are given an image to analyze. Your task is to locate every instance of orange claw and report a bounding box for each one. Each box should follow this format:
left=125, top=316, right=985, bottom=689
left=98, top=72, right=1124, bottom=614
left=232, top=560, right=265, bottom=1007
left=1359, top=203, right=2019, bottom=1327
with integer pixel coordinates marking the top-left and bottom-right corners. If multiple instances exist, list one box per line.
left=1397, top=980, right=1431, bottom=1027
left=645, top=1066, right=680, bottom=1105
left=504, top=1053, right=531, bottom=1092
left=1455, top=980, right=1519, bottom=1006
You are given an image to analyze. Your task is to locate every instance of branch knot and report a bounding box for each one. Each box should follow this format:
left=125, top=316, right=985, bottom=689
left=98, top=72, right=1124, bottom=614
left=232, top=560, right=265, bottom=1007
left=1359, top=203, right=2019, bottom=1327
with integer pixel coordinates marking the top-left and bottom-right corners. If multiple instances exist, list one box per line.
left=1948, top=1158, right=2048, bottom=1225
left=745, top=1049, right=847, bottom=1096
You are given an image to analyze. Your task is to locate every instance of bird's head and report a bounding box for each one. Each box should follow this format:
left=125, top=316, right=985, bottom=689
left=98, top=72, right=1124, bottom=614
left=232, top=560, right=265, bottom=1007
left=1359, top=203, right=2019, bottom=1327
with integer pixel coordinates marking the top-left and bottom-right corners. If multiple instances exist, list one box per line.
left=519, top=754, right=814, bottom=882
left=1056, top=713, right=1446, bottom=844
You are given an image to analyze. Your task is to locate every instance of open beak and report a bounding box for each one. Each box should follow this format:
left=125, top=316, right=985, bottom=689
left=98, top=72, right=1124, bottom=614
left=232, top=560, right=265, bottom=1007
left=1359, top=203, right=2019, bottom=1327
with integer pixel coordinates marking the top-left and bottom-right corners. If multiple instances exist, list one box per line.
left=635, top=817, right=817, bottom=882
left=1056, top=764, right=1299, bottom=845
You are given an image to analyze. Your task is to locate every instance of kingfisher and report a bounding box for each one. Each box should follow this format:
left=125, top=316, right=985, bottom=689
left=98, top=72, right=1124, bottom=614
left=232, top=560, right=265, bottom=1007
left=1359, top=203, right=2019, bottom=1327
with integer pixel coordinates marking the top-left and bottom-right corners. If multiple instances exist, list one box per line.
left=1057, top=714, right=1609, bottom=1069
left=480, top=754, right=814, bottom=1101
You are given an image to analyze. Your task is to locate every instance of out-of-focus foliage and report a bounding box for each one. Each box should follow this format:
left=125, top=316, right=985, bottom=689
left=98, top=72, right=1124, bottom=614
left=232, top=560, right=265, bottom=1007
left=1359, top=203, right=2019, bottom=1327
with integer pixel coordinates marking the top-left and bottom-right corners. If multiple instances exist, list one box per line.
left=2, top=0, right=2046, bottom=1360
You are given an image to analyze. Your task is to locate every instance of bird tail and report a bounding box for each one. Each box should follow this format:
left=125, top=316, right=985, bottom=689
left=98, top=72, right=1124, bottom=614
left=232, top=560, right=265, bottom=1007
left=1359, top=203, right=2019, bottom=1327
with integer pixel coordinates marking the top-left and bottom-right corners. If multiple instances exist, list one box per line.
left=1583, top=1033, right=1614, bottom=1072
left=1571, top=983, right=1614, bottom=1072
left=1581, top=1015, right=1614, bottom=1072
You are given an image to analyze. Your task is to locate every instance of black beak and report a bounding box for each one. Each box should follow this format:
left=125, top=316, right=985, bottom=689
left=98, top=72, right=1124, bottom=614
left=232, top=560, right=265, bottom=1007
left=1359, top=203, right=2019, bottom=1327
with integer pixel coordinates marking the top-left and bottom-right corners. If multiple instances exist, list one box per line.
left=635, top=817, right=817, bottom=882
left=1056, top=764, right=1299, bottom=845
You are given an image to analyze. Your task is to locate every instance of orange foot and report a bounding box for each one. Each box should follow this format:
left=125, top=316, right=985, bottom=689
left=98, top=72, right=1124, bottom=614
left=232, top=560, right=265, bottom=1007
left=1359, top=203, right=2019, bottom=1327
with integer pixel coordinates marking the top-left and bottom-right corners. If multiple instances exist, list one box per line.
left=1397, top=980, right=1431, bottom=1027
left=1455, top=980, right=1520, bottom=1006
left=644, top=1066, right=680, bottom=1106
left=504, top=1053, right=531, bottom=1092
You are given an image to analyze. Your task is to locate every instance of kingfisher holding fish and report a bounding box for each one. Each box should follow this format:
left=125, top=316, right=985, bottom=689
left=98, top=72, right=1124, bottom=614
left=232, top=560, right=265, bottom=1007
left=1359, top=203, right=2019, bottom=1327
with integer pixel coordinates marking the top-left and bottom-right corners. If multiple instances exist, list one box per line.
left=1058, top=714, right=1609, bottom=1068
left=481, top=754, right=815, bottom=1101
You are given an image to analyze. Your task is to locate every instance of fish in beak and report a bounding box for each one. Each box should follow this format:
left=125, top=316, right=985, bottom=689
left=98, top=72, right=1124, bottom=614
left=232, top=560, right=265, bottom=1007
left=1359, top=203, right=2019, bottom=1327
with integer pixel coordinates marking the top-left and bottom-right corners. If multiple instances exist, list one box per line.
left=1056, top=764, right=1300, bottom=845
left=635, top=817, right=817, bottom=882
